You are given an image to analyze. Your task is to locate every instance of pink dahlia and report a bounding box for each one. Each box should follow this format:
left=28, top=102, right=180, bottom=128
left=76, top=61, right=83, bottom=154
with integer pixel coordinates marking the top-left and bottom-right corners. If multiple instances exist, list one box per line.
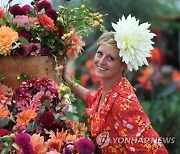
left=0, top=83, right=14, bottom=108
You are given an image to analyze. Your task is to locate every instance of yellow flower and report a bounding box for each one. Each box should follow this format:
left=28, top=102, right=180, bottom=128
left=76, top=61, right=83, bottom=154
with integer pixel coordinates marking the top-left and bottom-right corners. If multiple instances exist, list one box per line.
left=16, top=109, right=37, bottom=126
left=0, top=26, right=19, bottom=56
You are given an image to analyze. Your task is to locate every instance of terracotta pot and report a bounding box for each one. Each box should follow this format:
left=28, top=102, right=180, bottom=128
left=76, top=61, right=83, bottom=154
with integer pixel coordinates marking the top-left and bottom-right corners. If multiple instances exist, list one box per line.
left=0, top=56, right=63, bottom=90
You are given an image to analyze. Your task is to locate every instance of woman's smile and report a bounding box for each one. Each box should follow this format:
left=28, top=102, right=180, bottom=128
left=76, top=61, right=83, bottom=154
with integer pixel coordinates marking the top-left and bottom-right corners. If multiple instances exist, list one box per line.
left=96, top=64, right=108, bottom=71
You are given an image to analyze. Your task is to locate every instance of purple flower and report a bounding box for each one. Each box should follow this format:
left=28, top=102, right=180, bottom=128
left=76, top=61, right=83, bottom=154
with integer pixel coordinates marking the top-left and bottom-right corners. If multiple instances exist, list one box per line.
left=45, top=8, right=58, bottom=21
left=40, top=48, right=52, bottom=56
left=62, top=142, right=74, bottom=154
left=21, top=5, right=32, bottom=14
left=14, top=133, right=30, bottom=148
left=36, top=0, right=52, bottom=12
left=22, top=143, right=34, bottom=154
left=14, top=44, right=31, bottom=57
left=18, top=30, right=32, bottom=42
left=75, top=138, right=95, bottom=154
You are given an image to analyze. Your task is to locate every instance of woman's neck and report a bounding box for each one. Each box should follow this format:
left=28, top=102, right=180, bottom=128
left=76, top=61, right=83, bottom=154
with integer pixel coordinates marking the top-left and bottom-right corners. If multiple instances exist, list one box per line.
left=101, top=74, right=124, bottom=95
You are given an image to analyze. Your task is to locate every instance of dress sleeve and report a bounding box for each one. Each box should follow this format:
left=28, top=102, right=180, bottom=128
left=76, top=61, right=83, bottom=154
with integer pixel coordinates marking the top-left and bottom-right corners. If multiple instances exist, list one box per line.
left=85, top=91, right=96, bottom=108
left=111, top=95, right=168, bottom=153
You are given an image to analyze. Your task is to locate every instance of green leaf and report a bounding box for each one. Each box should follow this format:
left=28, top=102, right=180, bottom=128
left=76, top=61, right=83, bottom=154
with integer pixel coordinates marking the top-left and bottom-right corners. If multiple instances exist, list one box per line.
left=18, top=37, right=30, bottom=45
left=1, top=136, right=12, bottom=142
left=38, top=107, right=45, bottom=116
left=55, top=104, right=66, bottom=111
left=55, top=113, right=63, bottom=123
left=26, top=121, right=35, bottom=132
left=72, top=115, right=79, bottom=121
left=0, top=117, right=9, bottom=127
left=66, top=111, right=73, bottom=119
left=60, top=116, right=66, bottom=120
left=43, top=99, right=51, bottom=107
left=10, top=113, right=16, bottom=123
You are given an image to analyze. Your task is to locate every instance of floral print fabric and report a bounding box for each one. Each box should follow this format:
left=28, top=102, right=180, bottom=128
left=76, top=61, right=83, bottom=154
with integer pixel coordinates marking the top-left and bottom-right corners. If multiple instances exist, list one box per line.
left=86, top=77, right=168, bottom=154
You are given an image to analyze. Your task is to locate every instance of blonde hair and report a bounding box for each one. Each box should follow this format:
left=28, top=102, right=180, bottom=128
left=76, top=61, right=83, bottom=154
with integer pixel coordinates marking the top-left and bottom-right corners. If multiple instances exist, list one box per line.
left=97, top=31, right=117, bottom=48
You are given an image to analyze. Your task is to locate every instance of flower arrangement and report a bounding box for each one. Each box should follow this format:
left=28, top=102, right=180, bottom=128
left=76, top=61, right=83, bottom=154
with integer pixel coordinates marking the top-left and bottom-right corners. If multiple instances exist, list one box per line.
left=0, top=77, right=95, bottom=153
left=0, top=0, right=105, bottom=59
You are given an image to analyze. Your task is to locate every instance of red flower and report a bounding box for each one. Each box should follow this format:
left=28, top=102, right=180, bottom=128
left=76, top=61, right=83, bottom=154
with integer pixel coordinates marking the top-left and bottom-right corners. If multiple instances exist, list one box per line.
left=39, top=14, right=56, bottom=31
left=39, top=111, right=55, bottom=127
left=9, top=5, right=25, bottom=16
left=0, top=128, right=9, bottom=137
left=36, top=0, right=52, bottom=12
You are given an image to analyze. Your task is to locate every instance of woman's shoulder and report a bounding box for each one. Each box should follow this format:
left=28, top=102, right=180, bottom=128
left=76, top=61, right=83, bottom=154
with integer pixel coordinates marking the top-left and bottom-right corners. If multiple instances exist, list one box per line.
left=115, top=77, right=137, bottom=101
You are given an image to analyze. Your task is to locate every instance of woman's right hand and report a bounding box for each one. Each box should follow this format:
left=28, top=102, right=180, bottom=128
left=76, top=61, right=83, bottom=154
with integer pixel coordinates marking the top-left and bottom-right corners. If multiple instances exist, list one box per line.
left=59, top=64, right=72, bottom=84
left=58, top=64, right=89, bottom=101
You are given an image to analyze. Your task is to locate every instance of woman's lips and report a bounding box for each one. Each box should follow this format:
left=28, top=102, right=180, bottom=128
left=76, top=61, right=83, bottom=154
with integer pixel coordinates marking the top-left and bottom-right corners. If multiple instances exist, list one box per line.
left=96, top=65, right=108, bottom=71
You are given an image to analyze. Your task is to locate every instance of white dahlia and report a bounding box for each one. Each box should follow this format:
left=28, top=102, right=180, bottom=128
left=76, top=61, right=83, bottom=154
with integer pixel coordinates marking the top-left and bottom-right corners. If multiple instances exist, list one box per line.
left=112, top=14, right=156, bottom=71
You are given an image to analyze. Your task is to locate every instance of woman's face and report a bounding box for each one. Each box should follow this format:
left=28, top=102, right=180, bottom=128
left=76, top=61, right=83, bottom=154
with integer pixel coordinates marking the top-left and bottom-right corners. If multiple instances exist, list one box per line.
left=94, top=44, right=126, bottom=80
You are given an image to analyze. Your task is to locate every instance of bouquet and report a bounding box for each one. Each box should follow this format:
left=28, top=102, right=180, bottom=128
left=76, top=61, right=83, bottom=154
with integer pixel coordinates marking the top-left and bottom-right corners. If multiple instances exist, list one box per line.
left=0, top=0, right=105, bottom=59
left=0, top=78, right=95, bottom=154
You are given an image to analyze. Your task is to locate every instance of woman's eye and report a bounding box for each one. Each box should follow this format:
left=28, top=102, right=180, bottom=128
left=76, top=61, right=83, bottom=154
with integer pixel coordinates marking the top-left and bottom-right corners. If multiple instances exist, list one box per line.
left=96, top=51, right=102, bottom=56
left=108, top=56, right=115, bottom=61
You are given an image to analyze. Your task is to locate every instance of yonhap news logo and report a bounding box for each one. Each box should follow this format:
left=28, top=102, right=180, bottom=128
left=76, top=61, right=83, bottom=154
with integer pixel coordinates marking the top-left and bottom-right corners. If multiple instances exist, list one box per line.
left=96, top=132, right=175, bottom=148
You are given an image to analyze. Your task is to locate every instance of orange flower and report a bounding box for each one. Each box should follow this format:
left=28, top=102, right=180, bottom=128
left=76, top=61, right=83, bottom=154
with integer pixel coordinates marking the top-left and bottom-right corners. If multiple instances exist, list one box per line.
left=30, top=134, right=47, bottom=154
left=16, top=109, right=37, bottom=126
left=0, top=6, right=4, bottom=19
left=39, top=14, right=56, bottom=31
left=85, top=59, right=94, bottom=68
left=80, top=74, right=89, bottom=87
left=0, top=26, right=19, bottom=56
left=172, top=69, right=180, bottom=89
left=172, top=69, right=180, bottom=82
left=137, top=67, right=154, bottom=90
left=149, top=47, right=166, bottom=67
left=46, top=130, right=76, bottom=152
left=66, top=32, right=85, bottom=59
left=65, top=120, right=87, bottom=137
left=0, top=108, right=10, bottom=118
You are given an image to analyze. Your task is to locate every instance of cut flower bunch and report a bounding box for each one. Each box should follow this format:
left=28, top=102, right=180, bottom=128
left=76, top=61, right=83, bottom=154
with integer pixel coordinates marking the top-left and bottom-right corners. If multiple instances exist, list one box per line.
left=0, top=0, right=104, bottom=59
left=0, top=78, right=95, bottom=154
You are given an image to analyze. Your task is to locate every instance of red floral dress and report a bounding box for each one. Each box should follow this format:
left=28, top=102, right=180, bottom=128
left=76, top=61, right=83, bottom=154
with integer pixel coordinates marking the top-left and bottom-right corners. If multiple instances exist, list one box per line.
left=85, top=77, right=168, bottom=154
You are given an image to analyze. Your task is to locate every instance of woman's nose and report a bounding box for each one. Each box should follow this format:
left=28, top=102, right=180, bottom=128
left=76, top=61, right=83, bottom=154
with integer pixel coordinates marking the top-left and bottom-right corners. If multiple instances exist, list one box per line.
left=98, top=57, right=106, bottom=65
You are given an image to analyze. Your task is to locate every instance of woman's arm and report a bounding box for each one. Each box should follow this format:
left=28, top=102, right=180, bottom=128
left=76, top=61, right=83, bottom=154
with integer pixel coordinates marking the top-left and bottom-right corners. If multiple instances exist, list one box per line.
left=60, top=64, right=89, bottom=101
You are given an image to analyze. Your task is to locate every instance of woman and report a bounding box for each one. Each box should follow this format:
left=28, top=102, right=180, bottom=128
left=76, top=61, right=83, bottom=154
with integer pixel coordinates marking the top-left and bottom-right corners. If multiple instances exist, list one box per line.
left=61, top=15, right=168, bottom=153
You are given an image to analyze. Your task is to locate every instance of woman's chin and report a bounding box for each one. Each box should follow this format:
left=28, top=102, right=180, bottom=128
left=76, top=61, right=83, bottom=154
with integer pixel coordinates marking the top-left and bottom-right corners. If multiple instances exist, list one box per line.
left=95, top=72, right=108, bottom=79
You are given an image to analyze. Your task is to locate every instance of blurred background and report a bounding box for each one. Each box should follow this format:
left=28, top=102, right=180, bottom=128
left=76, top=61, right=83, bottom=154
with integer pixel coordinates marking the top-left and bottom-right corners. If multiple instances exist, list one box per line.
left=1, top=0, right=180, bottom=153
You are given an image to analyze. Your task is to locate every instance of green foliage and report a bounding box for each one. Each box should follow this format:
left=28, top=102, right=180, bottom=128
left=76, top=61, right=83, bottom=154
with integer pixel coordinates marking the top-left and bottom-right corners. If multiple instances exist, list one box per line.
left=89, top=0, right=180, bottom=31
left=141, top=91, right=180, bottom=154
left=0, top=73, right=4, bottom=81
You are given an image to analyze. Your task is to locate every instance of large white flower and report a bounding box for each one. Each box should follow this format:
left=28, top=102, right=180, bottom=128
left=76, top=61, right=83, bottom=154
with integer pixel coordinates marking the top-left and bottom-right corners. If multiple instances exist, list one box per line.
left=112, top=14, right=156, bottom=71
